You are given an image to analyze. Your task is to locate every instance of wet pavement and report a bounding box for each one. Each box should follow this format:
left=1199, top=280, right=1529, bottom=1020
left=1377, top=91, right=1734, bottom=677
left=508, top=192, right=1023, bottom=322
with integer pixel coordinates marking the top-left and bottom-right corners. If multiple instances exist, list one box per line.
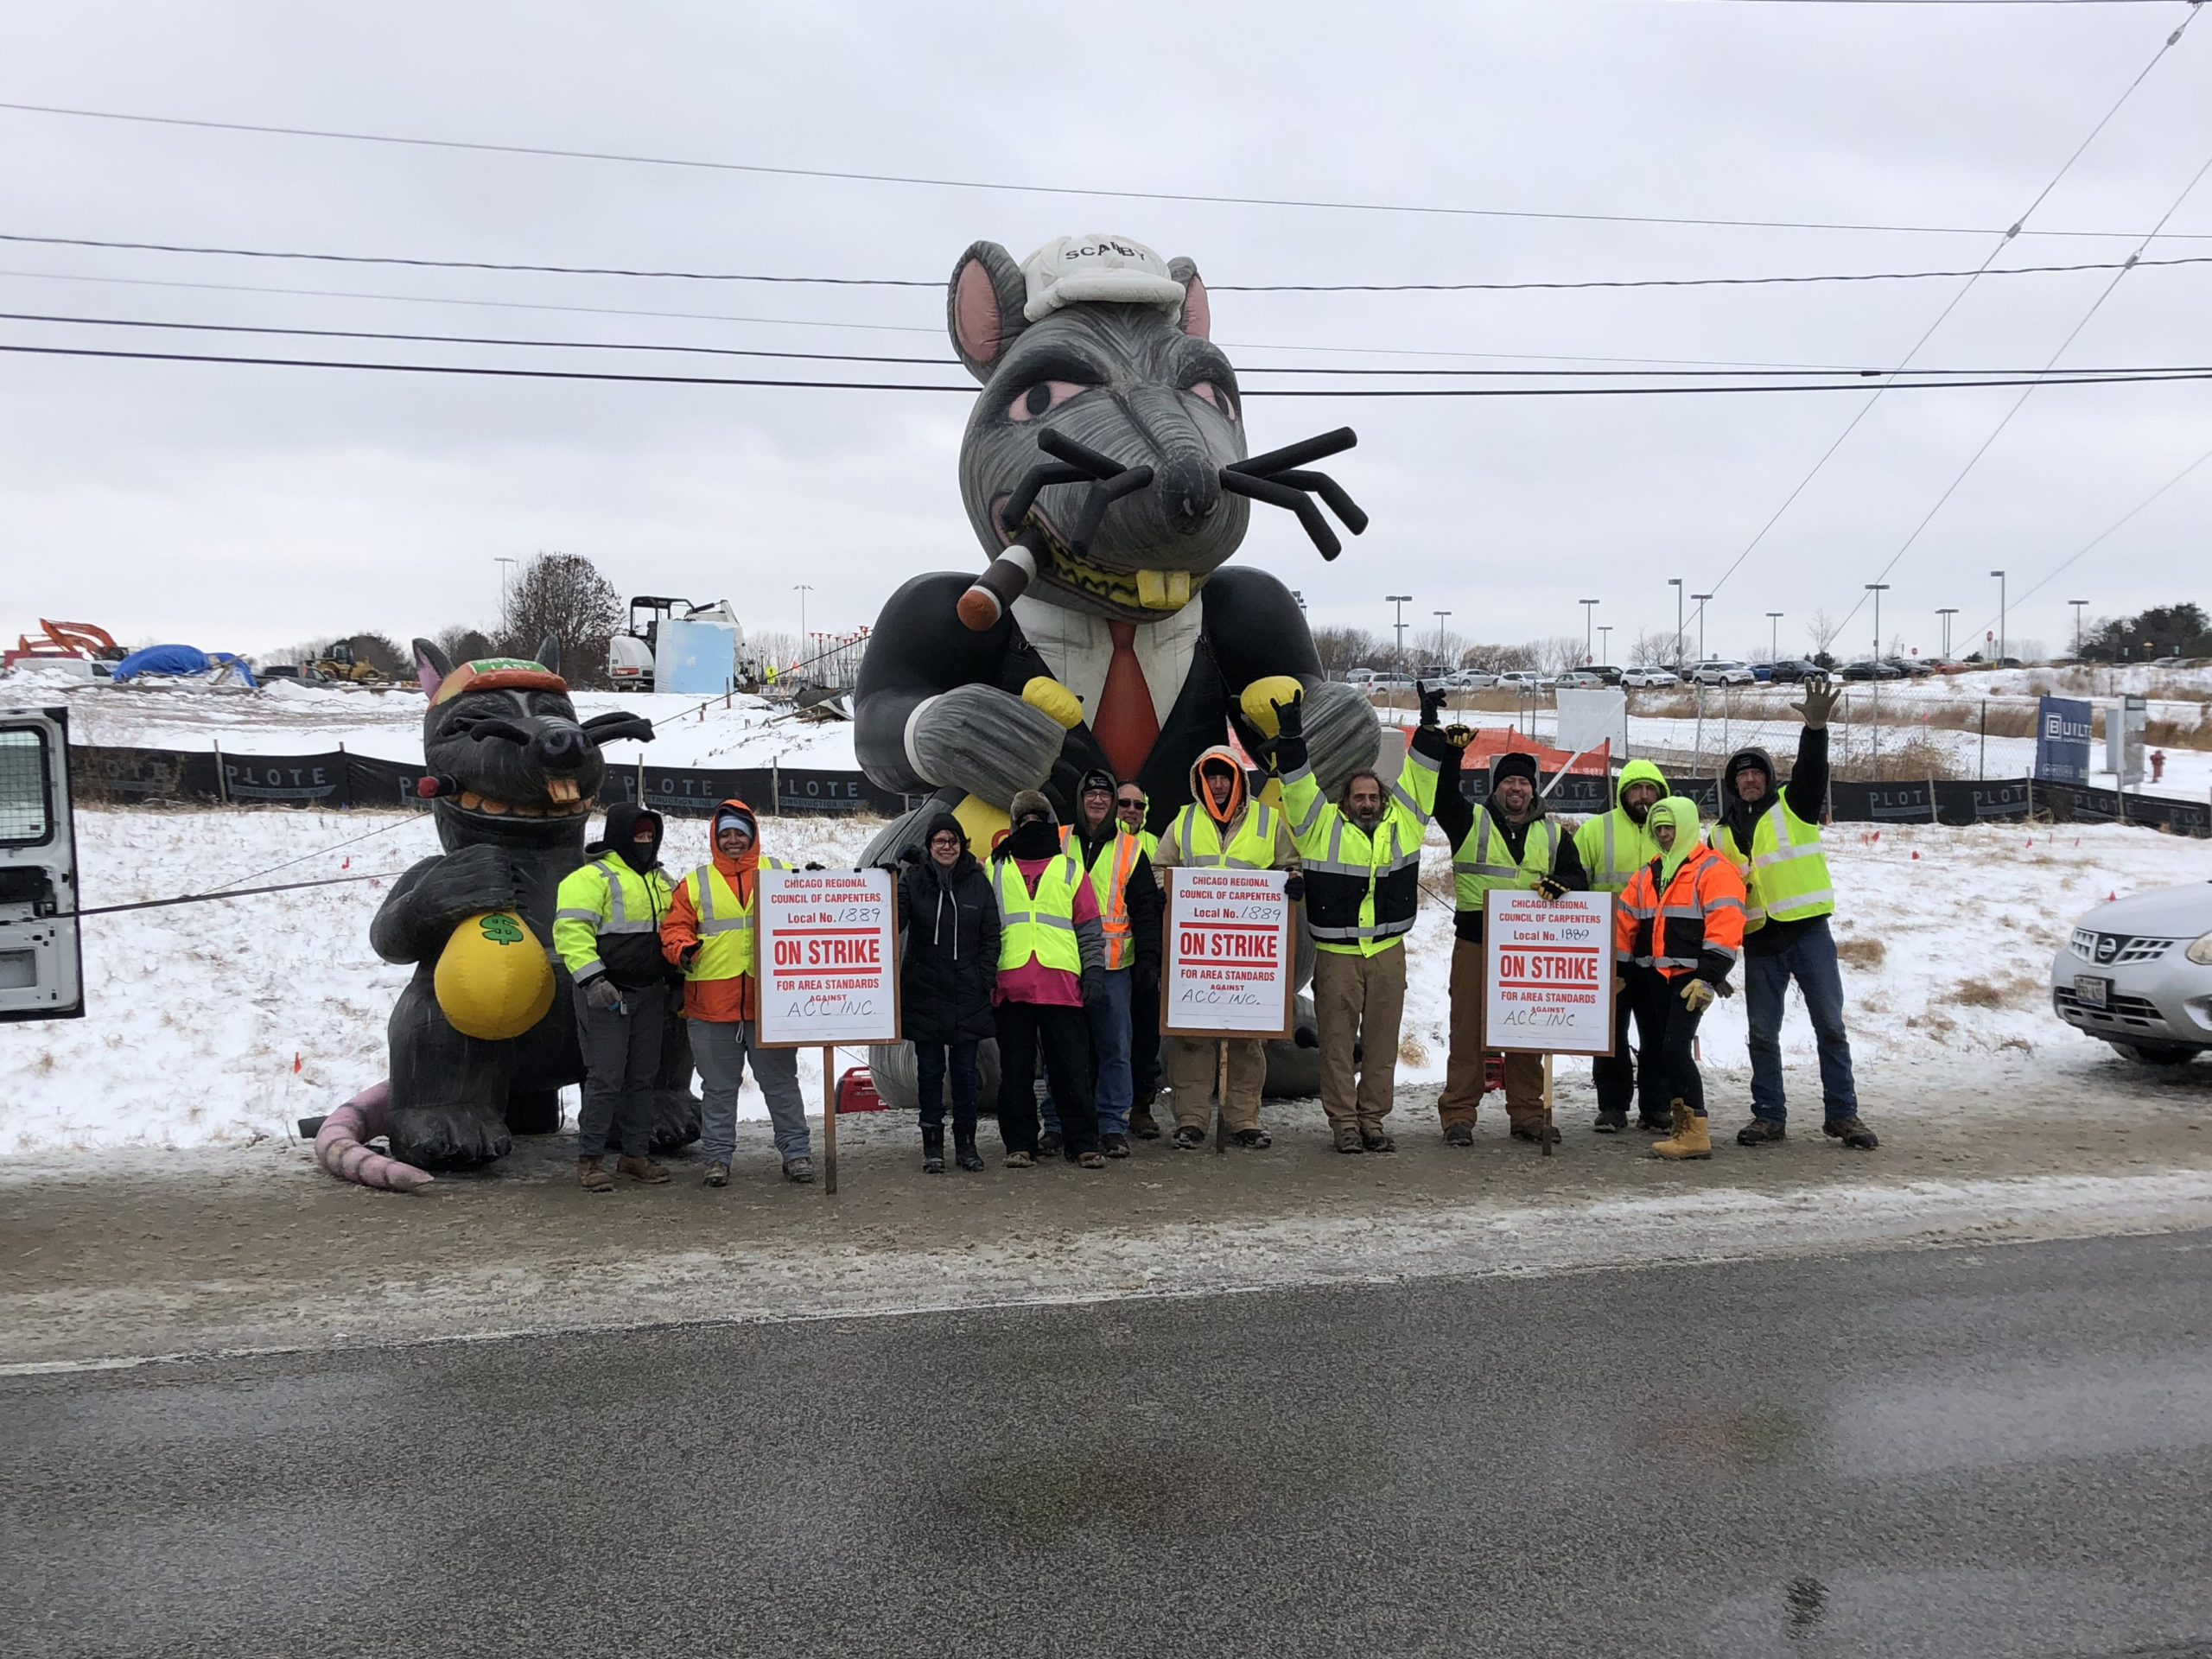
left=5, top=1230, right=2210, bottom=1656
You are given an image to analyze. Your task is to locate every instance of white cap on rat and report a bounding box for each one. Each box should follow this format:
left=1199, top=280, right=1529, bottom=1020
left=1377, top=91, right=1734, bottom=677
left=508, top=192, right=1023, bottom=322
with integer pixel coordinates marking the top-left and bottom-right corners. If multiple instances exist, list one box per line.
left=1020, top=234, right=1185, bottom=322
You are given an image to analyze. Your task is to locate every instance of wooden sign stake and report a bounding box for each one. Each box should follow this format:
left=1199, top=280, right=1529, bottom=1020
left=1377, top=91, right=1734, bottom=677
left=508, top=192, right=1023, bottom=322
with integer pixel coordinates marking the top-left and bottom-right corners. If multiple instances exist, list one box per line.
left=1213, top=1039, right=1229, bottom=1156
left=823, top=1046, right=838, bottom=1196
left=1541, top=1051, right=1554, bottom=1160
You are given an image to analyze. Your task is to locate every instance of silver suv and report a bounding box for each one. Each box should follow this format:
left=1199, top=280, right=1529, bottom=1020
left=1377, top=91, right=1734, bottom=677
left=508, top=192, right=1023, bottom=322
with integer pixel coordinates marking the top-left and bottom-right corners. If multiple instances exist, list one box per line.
left=2049, top=882, right=2212, bottom=1065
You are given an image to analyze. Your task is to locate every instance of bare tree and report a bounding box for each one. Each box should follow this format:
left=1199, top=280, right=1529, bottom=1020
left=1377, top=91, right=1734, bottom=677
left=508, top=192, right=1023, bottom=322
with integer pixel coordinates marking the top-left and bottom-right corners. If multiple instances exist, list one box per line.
left=497, top=553, right=622, bottom=686
left=1804, top=608, right=1845, bottom=664
left=1533, top=634, right=1586, bottom=676
left=1311, top=625, right=1380, bottom=677
left=749, top=629, right=804, bottom=673
left=1461, top=641, right=1536, bottom=673
left=1627, top=628, right=1675, bottom=667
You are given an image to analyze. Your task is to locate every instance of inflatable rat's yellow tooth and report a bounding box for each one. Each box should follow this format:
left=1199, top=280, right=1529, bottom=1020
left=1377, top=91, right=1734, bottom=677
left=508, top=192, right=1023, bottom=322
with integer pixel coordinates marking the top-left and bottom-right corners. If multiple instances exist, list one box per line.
left=1135, top=569, right=1191, bottom=610
left=1020, top=676, right=1084, bottom=730
left=435, top=910, right=556, bottom=1040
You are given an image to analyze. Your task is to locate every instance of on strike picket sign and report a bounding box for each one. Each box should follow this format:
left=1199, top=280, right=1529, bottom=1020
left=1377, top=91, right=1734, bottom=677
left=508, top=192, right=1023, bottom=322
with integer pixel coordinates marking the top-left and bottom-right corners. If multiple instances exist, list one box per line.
left=1161, top=868, right=1294, bottom=1039
left=756, top=867, right=899, bottom=1047
left=1481, top=890, right=1615, bottom=1055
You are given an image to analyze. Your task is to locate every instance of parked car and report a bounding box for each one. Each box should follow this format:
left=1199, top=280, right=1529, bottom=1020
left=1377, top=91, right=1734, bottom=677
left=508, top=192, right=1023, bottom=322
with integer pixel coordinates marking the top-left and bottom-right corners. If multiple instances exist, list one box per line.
left=1688, top=659, right=1757, bottom=687
left=1582, top=664, right=1624, bottom=685
left=1764, top=658, right=1827, bottom=684
left=2050, top=883, right=2212, bottom=1065
left=1838, top=659, right=1904, bottom=681
left=1554, top=670, right=1606, bottom=689
left=1495, top=670, right=1551, bottom=690
left=1619, top=666, right=1681, bottom=689
left=1445, top=669, right=1497, bottom=690
left=257, top=664, right=327, bottom=685
left=1881, top=657, right=1933, bottom=679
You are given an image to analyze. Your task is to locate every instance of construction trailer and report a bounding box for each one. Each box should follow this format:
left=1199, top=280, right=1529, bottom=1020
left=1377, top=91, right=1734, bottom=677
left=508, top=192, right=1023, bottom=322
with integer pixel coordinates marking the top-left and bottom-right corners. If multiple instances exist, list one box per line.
left=607, top=597, right=746, bottom=694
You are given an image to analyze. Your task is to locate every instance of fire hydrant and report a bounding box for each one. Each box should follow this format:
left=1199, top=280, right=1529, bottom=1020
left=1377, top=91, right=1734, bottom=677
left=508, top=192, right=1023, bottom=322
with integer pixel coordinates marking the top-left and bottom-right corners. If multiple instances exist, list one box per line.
left=2150, top=749, right=2166, bottom=785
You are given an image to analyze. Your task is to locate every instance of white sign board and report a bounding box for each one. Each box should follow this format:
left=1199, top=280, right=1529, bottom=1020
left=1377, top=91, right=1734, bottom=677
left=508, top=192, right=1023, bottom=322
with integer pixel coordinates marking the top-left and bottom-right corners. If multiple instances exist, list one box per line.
left=756, top=867, right=899, bottom=1047
left=1161, top=868, right=1294, bottom=1039
left=1555, top=687, right=1627, bottom=760
left=1481, top=890, right=1616, bottom=1056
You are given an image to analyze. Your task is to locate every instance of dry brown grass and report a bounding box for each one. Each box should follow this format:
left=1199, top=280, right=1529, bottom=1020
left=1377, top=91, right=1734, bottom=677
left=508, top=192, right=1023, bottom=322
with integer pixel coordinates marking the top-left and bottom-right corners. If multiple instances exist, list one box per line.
left=1834, top=936, right=1888, bottom=969
left=1828, top=733, right=1967, bottom=781
left=1950, top=971, right=2043, bottom=1009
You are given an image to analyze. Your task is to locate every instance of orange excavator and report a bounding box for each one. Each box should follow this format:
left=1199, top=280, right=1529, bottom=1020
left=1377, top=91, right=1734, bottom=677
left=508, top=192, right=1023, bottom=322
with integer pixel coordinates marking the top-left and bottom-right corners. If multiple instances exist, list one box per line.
left=4, top=620, right=126, bottom=668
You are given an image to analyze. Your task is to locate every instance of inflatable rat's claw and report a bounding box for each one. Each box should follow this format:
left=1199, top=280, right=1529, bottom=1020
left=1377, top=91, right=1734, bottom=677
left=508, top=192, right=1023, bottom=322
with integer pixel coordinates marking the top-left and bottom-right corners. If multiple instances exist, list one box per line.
left=315, top=1082, right=435, bottom=1194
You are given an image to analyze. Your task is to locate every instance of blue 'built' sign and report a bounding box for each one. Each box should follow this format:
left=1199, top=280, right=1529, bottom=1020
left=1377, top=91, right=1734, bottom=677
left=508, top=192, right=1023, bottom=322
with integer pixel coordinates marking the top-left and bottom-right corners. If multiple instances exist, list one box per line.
left=2034, top=695, right=2093, bottom=785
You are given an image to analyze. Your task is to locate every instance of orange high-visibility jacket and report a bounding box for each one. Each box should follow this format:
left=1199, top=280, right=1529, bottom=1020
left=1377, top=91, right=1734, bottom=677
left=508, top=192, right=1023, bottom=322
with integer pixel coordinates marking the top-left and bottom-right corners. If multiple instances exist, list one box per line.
left=1613, top=842, right=1748, bottom=982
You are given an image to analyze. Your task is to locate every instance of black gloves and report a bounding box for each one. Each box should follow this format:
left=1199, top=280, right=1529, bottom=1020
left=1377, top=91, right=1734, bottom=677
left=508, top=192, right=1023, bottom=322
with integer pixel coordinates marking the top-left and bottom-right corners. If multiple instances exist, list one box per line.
left=1283, top=872, right=1306, bottom=903
left=677, top=944, right=700, bottom=970
left=1417, top=681, right=1446, bottom=728
left=896, top=844, right=924, bottom=866
left=1081, top=967, right=1108, bottom=1007
left=803, top=861, right=825, bottom=872
left=1534, top=874, right=1569, bottom=902
left=1270, top=691, right=1305, bottom=741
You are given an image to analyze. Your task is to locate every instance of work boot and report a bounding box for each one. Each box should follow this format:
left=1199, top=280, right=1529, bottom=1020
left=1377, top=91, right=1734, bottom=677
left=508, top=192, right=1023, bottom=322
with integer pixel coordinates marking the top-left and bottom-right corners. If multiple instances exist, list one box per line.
left=1130, top=1102, right=1162, bottom=1140
left=782, top=1157, right=816, bottom=1184
left=617, top=1154, right=671, bottom=1185
left=1736, top=1118, right=1787, bottom=1147
left=1443, top=1122, right=1474, bottom=1147
left=1636, top=1114, right=1671, bottom=1134
left=1592, top=1109, right=1628, bottom=1135
left=1077, top=1149, right=1108, bottom=1170
left=1038, top=1129, right=1064, bottom=1158
left=954, top=1129, right=985, bottom=1171
left=1824, top=1116, right=1880, bottom=1150
left=1233, top=1128, right=1272, bottom=1149
left=1652, top=1101, right=1713, bottom=1161
left=1101, top=1133, right=1132, bottom=1160
left=702, top=1160, right=729, bottom=1188
left=1173, top=1125, right=1207, bottom=1150
left=1510, top=1122, right=1561, bottom=1146
left=576, top=1155, right=613, bottom=1193
left=921, top=1126, right=945, bottom=1175
left=1361, top=1125, right=1395, bottom=1154
left=1004, top=1149, right=1034, bottom=1169
left=1333, top=1124, right=1366, bottom=1154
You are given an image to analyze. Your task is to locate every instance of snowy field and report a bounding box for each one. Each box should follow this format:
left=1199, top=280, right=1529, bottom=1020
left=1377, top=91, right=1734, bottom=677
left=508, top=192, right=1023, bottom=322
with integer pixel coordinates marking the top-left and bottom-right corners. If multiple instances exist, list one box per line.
left=3, top=804, right=2206, bottom=1157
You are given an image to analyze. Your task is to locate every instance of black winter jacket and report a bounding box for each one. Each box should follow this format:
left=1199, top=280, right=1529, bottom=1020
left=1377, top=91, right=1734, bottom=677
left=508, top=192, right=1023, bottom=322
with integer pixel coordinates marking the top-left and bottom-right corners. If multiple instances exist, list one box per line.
left=898, top=852, right=1001, bottom=1044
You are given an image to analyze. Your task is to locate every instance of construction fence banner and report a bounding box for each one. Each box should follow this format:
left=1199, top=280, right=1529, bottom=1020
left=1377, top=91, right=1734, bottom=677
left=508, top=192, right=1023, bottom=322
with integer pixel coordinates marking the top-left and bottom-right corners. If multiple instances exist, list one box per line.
left=594, top=763, right=920, bottom=818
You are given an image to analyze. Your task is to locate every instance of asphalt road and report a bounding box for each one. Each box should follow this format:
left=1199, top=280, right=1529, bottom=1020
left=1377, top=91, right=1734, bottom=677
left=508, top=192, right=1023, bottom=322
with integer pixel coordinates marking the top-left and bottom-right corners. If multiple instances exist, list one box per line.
left=7, top=1232, right=2211, bottom=1658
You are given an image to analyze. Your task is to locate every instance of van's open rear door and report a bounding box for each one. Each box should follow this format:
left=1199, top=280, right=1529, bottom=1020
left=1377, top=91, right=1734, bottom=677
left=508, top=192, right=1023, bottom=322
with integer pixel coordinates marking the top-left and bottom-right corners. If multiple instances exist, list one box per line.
left=0, top=706, right=83, bottom=1022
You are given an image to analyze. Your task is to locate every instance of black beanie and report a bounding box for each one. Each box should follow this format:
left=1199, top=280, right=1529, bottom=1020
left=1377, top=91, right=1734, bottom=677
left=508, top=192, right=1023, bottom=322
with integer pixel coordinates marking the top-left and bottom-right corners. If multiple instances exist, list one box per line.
left=1491, top=752, right=1539, bottom=788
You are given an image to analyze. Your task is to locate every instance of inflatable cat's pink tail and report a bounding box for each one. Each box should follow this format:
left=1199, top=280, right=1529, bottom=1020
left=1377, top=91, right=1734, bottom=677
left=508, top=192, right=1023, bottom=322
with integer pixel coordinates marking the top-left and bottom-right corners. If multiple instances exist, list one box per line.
left=315, top=1081, right=434, bottom=1193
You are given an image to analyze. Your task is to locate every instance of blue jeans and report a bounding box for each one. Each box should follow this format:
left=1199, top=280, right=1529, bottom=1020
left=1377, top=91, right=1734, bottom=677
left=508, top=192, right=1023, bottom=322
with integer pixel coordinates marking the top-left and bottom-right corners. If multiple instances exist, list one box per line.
left=914, top=1039, right=980, bottom=1133
left=1745, top=917, right=1859, bottom=1124
left=1041, top=968, right=1134, bottom=1137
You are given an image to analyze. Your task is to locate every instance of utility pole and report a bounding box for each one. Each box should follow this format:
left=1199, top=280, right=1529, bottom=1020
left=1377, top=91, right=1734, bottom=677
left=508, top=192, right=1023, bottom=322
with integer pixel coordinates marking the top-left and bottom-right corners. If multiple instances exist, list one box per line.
left=2069, top=598, right=2088, bottom=657
left=1936, top=607, right=1958, bottom=660
left=1691, top=593, right=1713, bottom=664
left=1580, top=599, right=1599, bottom=664
left=1990, top=569, right=2006, bottom=663
left=1669, top=577, right=1684, bottom=670
left=1386, top=594, right=1413, bottom=720
left=1766, top=610, right=1783, bottom=664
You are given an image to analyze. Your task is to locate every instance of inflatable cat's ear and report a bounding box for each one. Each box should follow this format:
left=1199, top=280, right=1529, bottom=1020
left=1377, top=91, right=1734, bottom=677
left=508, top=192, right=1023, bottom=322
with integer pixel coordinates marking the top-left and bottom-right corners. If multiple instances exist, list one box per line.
left=948, top=241, right=1030, bottom=380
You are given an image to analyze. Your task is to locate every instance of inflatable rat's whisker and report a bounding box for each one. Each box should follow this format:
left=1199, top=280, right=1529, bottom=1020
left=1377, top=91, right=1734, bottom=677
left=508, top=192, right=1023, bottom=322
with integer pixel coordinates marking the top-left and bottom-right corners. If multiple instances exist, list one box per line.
left=1221, top=426, right=1365, bottom=560
left=578, top=710, right=656, bottom=747
left=967, top=429, right=1160, bottom=630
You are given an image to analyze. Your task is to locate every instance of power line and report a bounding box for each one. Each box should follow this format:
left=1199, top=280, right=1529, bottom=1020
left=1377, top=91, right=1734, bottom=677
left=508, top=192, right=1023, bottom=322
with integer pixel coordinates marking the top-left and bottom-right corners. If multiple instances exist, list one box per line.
left=1836, top=143, right=2212, bottom=637
left=10, top=228, right=2212, bottom=292
left=3, top=98, right=2209, bottom=243
left=1691, top=0, right=2200, bottom=611
left=7, top=337, right=2208, bottom=395
left=12, top=308, right=2210, bottom=378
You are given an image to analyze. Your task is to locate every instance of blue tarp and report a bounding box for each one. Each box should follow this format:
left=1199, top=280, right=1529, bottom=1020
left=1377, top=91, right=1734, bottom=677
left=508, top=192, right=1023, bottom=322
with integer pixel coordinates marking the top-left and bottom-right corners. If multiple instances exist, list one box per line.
left=111, top=645, right=257, bottom=688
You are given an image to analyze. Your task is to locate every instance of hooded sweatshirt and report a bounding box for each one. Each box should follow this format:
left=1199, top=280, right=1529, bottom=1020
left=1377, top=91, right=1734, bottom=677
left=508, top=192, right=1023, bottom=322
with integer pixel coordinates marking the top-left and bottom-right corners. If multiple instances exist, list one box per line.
left=991, top=806, right=1106, bottom=1007
left=1614, top=796, right=1745, bottom=985
left=1715, top=726, right=1830, bottom=957
left=1153, top=745, right=1299, bottom=873
left=556, top=804, right=673, bottom=988
left=1061, top=766, right=1163, bottom=980
left=1573, top=758, right=1671, bottom=895
left=658, top=795, right=773, bottom=1021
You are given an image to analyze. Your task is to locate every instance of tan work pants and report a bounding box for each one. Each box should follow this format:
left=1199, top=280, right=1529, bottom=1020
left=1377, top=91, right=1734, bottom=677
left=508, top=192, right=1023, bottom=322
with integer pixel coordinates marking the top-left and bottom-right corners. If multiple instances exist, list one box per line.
left=1166, top=1037, right=1268, bottom=1133
left=1312, top=944, right=1408, bottom=1130
left=1438, top=937, right=1545, bottom=1130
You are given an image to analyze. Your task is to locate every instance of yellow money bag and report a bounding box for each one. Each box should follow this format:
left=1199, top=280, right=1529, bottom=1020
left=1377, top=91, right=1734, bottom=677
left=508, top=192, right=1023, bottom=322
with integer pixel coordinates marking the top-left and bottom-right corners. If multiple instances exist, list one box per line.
left=435, top=910, right=556, bottom=1040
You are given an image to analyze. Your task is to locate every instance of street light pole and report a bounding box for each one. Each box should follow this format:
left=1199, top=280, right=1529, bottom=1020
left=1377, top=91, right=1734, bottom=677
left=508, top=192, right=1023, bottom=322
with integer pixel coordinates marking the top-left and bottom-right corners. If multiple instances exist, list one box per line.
left=1669, top=577, right=1684, bottom=669
left=1580, top=598, right=1599, bottom=664
left=1597, top=624, right=1612, bottom=666
left=494, top=556, right=518, bottom=619
left=1867, top=582, right=1891, bottom=780
left=1690, top=594, right=1713, bottom=664
left=2069, top=598, right=2088, bottom=657
left=1766, top=611, right=1783, bottom=664
left=1386, top=594, right=1413, bottom=720
left=1990, top=569, right=2006, bottom=663
left=1432, top=610, right=1452, bottom=668
left=1936, top=607, right=1958, bottom=660
left=794, top=583, right=815, bottom=642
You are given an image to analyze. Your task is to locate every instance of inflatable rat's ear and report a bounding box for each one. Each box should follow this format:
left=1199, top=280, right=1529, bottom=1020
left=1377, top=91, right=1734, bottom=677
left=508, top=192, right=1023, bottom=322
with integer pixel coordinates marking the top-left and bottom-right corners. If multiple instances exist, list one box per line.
left=535, top=634, right=563, bottom=677
left=1168, top=257, right=1211, bottom=340
left=413, top=637, right=454, bottom=700
left=949, top=241, right=1029, bottom=380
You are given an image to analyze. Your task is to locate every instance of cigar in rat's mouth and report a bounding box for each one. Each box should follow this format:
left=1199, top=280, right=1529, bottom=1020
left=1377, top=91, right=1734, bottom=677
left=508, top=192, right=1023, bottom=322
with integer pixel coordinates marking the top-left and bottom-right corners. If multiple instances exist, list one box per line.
left=957, top=524, right=1043, bottom=631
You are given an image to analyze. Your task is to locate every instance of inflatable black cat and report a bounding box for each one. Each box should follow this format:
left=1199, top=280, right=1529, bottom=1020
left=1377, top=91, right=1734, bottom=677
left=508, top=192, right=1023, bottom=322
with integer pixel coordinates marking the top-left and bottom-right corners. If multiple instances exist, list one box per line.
left=855, top=232, right=1382, bottom=850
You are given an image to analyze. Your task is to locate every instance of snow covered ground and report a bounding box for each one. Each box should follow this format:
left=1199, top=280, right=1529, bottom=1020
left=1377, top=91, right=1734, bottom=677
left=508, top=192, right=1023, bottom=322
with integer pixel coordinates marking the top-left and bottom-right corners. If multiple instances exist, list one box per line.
left=3, top=804, right=2205, bottom=1158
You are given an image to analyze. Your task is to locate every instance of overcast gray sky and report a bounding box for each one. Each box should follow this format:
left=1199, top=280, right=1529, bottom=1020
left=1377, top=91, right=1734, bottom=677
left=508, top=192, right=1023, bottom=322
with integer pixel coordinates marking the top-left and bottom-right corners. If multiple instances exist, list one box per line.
left=4, top=0, right=2209, bottom=666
